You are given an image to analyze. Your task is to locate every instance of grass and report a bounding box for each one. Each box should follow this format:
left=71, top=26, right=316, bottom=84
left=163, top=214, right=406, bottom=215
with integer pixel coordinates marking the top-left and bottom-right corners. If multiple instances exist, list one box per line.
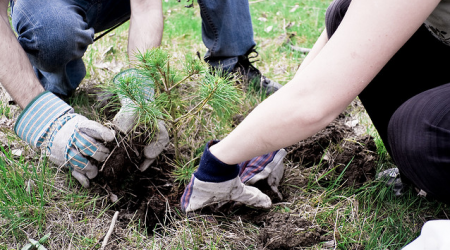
left=1, top=0, right=449, bottom=249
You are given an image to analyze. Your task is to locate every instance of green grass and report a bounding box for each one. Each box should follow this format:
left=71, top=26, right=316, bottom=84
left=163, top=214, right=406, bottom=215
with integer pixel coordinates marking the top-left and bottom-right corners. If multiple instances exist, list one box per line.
left=2, top=0, right=449, bottom=249
left=0, top=146, right=50, bottom=247
left=0, top=100, right=11, bottom=118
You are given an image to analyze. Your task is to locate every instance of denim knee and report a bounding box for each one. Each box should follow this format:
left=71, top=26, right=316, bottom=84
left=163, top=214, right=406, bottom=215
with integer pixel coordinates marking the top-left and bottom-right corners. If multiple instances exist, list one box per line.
left=12, top=1, right=94, bottom=72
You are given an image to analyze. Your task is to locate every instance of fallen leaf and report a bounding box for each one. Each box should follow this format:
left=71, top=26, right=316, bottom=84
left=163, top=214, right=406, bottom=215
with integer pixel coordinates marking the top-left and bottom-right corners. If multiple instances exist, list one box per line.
left=265, top=26, right=273, bottom=32
left=12, top=149, right=22, bottom=157
left=290, top=4, right=299, bottom=12
left=258, top=17, right=267, bottom=22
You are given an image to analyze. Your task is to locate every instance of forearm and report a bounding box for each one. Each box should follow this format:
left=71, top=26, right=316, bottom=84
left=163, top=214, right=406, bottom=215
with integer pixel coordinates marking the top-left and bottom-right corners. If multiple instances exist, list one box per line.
left=211, top=71, right=340, bottom=164
left=211, top=0, right=440, bottom=164
left=296, top=30, right=328, bottom=74
left=0, top=1, right=44, bottom=108
left=128, top=0, right=163, bottom=63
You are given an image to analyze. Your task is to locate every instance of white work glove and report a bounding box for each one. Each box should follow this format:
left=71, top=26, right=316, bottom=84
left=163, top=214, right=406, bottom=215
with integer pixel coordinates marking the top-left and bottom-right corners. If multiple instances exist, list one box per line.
left=140, top=120, right=170, bottom=171
left=402, top=220, right=450, bottom=249
left=239, top=149, right=287, bottom=200
left=112, top=69, right=169, bottom=171
left=181, top=140, right=272, bottom=213
left=15, top=91, right=115, bottom=188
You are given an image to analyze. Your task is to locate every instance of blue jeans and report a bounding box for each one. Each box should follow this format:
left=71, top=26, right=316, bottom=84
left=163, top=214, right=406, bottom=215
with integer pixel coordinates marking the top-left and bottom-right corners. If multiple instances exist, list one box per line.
left=198, top=0, right=256, bottom=71
left=10, top=0, right=131, bottom=97
left=11, top=0, right=254, bottom=97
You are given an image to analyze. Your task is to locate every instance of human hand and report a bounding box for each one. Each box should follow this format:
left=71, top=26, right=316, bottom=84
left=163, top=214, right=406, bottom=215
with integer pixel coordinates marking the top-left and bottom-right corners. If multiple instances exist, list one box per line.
left=112, top=69, right=169, bottom=171
left=139, top=120, right=170, bottom=171
left=181, top=140, right=272, bottom=213
left=15, top=92, right=115, bottom=188
left=239, top=149, right=287, bottom=200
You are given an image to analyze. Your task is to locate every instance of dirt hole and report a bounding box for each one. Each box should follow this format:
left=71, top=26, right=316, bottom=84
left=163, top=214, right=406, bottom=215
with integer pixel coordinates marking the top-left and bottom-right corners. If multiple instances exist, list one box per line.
left=90, top=91, right=378, bottom=248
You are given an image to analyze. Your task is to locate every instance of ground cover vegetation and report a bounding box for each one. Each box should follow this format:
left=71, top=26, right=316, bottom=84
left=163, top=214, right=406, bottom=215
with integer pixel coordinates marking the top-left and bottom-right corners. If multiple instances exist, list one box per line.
left=1, top=0, right=450, bottom=249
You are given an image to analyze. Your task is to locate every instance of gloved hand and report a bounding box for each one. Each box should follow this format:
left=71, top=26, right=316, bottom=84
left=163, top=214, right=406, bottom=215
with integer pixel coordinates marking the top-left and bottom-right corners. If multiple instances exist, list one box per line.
left=181, top=140, right=273, bottom=213
left=15, top=91, right=115, bottom=188
left=239, top=149, right=287, bottom=200
left=112, top=69, right=169, bottom=171
left=140, top=120, right=170, bottom=171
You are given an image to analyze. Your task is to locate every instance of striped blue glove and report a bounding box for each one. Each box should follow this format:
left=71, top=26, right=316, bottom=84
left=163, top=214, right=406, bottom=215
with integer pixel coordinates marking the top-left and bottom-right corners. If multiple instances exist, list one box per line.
left=15, top=91, right=115, bottom=188
left=112, top=68, right=154, bottom=134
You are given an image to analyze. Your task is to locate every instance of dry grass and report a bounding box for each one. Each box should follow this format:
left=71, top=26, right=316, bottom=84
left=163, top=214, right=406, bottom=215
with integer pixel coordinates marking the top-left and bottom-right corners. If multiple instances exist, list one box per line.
left=3, top=1, right=449, bottom=249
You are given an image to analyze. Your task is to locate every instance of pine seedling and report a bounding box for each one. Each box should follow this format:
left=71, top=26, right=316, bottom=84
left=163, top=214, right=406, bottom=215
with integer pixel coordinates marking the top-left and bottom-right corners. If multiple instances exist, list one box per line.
left=109, top=48, right=242, bottom=164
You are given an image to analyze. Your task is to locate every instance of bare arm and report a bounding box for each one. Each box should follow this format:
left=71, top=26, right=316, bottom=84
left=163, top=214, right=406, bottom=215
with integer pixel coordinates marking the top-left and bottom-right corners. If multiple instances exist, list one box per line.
left=0, top=0, right=44, bottom=108
left=211, top=0, right=440, bottom=164
left=296, top=29, right=328, bottom=74
left=128, top=0, right=163, bottom=62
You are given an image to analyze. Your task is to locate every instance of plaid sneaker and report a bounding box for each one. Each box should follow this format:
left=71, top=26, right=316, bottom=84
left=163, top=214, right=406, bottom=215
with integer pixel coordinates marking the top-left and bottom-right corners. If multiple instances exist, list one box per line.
left=377, top=168, right=405, bottom=196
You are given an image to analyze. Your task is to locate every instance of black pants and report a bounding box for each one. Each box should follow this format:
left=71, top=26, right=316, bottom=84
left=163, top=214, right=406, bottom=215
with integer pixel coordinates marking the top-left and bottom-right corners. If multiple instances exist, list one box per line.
left=326, top=0, right=450, bottom=203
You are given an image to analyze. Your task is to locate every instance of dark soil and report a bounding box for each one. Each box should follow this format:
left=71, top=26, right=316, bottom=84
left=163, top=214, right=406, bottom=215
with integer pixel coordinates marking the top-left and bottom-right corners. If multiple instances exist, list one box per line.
left=286, top=113, right=378, bottom=188
left=91, top=89, right=377, bottom=248
left=258, top=213, right=330, bottom=249
left=285, top=114, right=353, bottom=167
left=91, top=137, right=182, bottom=231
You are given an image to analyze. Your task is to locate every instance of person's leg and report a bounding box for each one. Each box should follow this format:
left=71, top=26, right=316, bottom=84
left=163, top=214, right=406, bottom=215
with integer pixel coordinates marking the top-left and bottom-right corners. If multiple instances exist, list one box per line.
left=388, top=83, right=450, bottom=204
left=197, top=0, right=281, bottom=95
left=325, top=0, right=450, bottom=154
left=326, top=0, right=450, bottom=201
left=11, top=0, right=94, bottom=97
left=197, top=0, right=255, bottom=70
left=11, top=0, right=130, bottom=98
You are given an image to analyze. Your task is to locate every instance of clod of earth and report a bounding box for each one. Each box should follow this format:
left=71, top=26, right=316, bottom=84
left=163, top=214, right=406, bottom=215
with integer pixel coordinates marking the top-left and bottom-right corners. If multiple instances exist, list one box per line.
left=286, top=113, right=378, bottom=188
left=91, top=95, right=378, bottom=250
left=258, top=213, right=330, bottom=249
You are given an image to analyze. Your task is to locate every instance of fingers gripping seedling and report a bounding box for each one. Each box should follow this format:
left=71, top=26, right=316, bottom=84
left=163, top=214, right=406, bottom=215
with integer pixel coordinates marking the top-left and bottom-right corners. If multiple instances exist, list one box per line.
left=108, top=48, right=242, bottom=166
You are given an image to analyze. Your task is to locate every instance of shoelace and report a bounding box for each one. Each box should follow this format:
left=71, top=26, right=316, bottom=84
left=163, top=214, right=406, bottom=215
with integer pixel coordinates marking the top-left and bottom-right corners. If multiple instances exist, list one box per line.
left=236, top=47, right=262, bottom=76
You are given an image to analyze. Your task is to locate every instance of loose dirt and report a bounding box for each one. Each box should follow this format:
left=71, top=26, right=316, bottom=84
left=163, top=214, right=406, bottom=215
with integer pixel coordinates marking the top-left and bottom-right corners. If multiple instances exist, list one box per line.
left=258, top=213, right=330, bottom=249
left=286, top=113, right=378, bottom=188
left=92, top=95, right=378, bottom=248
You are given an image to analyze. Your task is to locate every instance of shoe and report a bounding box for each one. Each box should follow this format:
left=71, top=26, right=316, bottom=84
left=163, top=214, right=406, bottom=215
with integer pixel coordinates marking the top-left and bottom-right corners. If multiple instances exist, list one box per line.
left=377, top=168, right=404, bottom=196
left=232, top=47, right=282, bottom=96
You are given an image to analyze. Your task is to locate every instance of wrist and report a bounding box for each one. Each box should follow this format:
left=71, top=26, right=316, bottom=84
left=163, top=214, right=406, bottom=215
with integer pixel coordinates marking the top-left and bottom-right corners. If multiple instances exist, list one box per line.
left=209, top=143, right=236, bottom=165
left=14, top=91, right=72, bottom=147
left=194, top=140, right=240, bottom=182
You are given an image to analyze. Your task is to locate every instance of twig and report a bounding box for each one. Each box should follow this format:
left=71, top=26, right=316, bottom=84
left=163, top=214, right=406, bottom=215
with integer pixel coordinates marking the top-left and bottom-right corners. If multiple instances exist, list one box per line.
left=100, top=211, right=119, bottom=250
left=168, top=73, right=194, bottom=92
left=100, top=145, right=117, bottom=172
left=333, top=209, right=339, bottom=250
left=249, top=0, right=265, bottom=3
left=289, top=44, right=311, bottom=53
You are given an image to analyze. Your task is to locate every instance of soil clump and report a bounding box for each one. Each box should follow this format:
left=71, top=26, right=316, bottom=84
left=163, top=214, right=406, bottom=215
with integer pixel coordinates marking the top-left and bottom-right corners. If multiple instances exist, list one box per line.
left=92, top=137, right=181, bottom=231
left=286, top=113, right=378, bottom=188
left=91, top=91, right=378, bottom=249
left=258, top=212, right=330, bottom=249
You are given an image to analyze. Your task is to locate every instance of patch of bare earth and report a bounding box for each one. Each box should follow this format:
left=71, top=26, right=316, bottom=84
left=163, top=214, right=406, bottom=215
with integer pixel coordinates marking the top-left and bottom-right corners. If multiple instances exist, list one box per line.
left=90, top=92, right=377, bottom=249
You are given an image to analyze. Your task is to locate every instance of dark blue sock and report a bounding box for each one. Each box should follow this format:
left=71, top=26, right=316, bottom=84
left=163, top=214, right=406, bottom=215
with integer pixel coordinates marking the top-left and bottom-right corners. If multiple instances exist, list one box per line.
left=194, top=140, right=240, bottom=182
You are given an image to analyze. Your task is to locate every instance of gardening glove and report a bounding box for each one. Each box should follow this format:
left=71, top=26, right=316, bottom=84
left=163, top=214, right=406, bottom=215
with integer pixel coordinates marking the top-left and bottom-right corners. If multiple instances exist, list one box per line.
left=402, top=220, right=450, bottom=249
left=112, top=69, right=169, bottom=171
left=181, top=140, right=272, bottom=213
left=112, top=68, right=154, bottom=134
left=140, top=120, right=170, bottom=171
left=239, top=149, right=287, bottom=200
left=15, top=91, right=115, bottom=188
